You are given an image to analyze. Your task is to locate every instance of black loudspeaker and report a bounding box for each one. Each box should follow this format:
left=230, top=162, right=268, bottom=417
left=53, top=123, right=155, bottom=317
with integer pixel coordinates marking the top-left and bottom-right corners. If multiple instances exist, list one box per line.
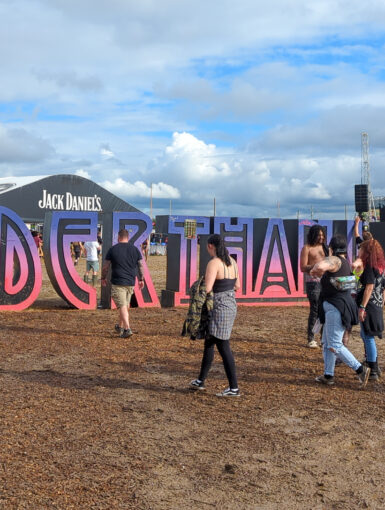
left=380, top=207, right=385, bottom=222
left=355, top=184, right=369, bottom=213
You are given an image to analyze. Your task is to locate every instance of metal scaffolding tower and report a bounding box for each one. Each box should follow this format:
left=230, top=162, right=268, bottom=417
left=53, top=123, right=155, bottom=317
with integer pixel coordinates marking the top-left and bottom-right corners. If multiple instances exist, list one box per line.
left=361, top=132, right=369, bottom=185
left=361, top=132, right=377, bottom=220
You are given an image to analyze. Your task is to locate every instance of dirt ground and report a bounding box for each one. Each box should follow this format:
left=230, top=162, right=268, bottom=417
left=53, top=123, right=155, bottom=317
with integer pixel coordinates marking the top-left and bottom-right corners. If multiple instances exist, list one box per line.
left=1, top=255, right=385, bottom=510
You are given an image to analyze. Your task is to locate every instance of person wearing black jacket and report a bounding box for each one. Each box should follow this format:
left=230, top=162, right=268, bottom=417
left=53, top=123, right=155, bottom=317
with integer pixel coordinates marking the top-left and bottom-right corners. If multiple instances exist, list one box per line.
left=310, top=235, right=370, bottom=387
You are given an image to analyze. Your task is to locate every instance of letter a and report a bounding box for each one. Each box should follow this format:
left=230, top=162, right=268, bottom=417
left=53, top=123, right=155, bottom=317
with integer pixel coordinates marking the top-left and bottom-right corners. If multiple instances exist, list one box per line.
left=254, top=218, right=298, bottom=300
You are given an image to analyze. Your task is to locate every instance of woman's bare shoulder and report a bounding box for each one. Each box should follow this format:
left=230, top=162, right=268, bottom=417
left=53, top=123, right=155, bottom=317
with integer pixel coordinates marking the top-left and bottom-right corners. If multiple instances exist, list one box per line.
left=206, top=257, right=220, bottom=271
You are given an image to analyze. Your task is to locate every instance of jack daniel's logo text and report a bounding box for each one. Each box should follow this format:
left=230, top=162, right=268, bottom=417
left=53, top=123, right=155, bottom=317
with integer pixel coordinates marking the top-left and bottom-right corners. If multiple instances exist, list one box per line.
left=38, top=190, right=102, bottom=211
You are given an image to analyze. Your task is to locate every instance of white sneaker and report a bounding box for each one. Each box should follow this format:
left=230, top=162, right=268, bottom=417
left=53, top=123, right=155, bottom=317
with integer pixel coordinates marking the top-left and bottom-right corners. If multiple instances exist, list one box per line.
left=216, top=388, right=240, bottom=397
left=307, top=340, right=319, bottom=348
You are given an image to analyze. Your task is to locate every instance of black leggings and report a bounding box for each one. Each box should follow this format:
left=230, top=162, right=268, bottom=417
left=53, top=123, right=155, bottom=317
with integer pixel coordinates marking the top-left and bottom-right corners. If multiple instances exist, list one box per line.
left=198, top=335, right=238, bottom=389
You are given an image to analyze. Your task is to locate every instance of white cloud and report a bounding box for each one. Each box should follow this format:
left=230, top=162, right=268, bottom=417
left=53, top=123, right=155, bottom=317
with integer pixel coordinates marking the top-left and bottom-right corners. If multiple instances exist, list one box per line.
left=100, top=178, right=180, bottom=199
left=75, top=169, right=91, bottom=179
left=144, top=131, right=375, bottom=218
left=100, top=144, right=115, bottom=159
left=149, top=132, right=334, bottom=212
left=151, top=132, right=234, bottom=183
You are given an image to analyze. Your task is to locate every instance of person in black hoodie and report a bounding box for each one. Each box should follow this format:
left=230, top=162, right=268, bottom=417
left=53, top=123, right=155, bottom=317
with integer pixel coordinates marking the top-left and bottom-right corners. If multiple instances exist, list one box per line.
left=310, top=234, right=370, bottom=387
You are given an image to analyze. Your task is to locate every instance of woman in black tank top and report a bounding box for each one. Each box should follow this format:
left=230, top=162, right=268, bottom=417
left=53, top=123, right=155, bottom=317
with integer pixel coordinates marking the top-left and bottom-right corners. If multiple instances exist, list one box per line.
left=190, top=234, right=241, bottom=397
left=310, top=235, right=369, bottom=387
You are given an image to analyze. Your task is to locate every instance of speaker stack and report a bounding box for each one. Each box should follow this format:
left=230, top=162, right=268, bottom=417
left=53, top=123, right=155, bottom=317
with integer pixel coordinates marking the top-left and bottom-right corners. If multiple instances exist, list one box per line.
left=354, top=184, right=369, bottom=214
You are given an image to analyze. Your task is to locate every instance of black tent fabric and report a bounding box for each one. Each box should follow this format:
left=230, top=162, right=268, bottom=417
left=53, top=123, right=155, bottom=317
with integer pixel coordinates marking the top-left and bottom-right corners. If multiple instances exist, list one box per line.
left=0, top=174, right=138, bottom=222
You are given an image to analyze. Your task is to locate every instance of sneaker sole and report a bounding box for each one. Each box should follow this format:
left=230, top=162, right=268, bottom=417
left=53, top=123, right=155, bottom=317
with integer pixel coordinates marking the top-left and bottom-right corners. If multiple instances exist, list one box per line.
left=216, top=392, right=241, bottom=397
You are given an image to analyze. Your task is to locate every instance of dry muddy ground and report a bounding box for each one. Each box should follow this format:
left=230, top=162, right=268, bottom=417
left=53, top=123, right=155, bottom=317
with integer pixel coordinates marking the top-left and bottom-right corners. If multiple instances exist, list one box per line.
left=1, top=255, right=385, bottom=509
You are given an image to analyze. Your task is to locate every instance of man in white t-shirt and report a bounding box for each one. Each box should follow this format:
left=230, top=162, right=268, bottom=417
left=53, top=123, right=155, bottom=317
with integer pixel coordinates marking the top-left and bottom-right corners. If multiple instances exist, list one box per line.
left=83, top=240, right=101, bottom=285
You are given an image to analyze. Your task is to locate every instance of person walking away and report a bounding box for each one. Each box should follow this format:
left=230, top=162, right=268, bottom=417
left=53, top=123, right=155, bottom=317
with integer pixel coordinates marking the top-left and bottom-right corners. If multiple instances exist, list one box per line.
left=300, top=225, right=328, bottom=348
left=190, top=234, right=241, bottom=397
left=101, top=229, right=144, bottom=338
left=72, top=241, right=83, bottom=266
left=311, top=235, right=370, bottom=387
left=353, top=239, right=385, bottom=381
left=83, top=239, right=101, bottom=285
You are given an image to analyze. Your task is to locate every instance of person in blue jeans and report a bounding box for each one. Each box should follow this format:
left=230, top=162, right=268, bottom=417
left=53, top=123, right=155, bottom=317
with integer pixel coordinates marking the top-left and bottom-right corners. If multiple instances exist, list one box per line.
left=353, top=239, right=385, bottom=381
left=310, top=235, right=370, bottom=387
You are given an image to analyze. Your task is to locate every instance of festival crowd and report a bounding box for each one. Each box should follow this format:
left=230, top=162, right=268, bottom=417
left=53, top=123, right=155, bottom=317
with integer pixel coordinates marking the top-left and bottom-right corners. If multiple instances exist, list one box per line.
left=28, top=218, right=382, bottom=397
left=98, top=217, right=384, bottom=398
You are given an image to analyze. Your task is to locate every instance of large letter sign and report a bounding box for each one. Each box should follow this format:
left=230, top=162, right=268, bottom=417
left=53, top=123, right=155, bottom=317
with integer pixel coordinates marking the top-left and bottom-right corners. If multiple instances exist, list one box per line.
left=1, top=208, right=160, bottom=311
left=213, top=217, right=254, bottom=300
left=0, top=207, right=377, bottom=310
left=43, top=211, right=99, bottom=309
left=160, top=215, right=210, bottom=306
left=157, top=215, right=364, bottom=307
left=0, top=207, right=42, bottom=310
left=254, top=218, right=299, bottom=301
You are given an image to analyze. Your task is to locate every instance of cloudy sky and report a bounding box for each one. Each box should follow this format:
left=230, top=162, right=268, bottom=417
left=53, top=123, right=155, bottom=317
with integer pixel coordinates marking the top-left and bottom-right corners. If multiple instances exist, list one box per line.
left=2, top=0, right=385, bottom=219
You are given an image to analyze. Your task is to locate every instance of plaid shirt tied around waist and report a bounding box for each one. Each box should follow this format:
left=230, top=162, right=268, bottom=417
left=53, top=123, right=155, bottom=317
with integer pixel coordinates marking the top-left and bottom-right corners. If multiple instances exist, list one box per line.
left=181, top=276, right=214, bottom=340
